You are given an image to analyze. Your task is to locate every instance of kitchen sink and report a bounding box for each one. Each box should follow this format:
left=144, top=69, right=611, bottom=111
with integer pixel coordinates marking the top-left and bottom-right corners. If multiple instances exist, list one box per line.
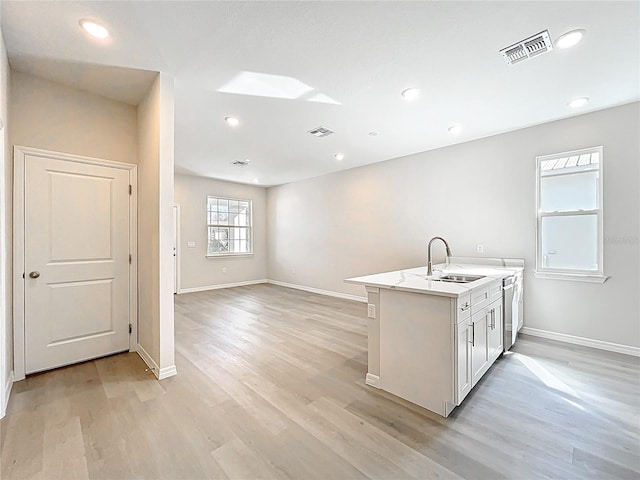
left=433, top=274, right=485, bottom=283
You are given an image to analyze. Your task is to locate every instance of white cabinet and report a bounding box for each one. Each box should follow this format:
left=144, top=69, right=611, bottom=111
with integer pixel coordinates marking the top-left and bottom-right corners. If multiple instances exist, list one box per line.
left=455, top=317, right=473, bottom=403
left=471, top=306, right=490, bottom=385
left=455, top=279, right=503, bottom=405
left=357, top=274, right=504, bottom=417
left=487, top=300, right=503, bottom=362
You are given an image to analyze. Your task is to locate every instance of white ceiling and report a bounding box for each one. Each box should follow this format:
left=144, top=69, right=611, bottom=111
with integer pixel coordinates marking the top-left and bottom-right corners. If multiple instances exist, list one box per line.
left=2, top=1, right=639, bottom=187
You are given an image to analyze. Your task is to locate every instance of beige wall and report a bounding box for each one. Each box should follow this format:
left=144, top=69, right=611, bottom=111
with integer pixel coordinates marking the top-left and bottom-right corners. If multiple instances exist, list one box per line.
left=174, top=174, right=268, bottom=290
left=137, top=73, right=175, bottom=376
left=267, top=102, right=640, bottom=349
left=10, top=71, right=137, bottom=164
left=0, top=21, right=12, bottom=417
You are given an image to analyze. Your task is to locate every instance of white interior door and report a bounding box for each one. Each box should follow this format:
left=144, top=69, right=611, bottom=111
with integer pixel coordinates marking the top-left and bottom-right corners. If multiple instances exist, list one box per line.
left=24, top=154, right=131, bottom=374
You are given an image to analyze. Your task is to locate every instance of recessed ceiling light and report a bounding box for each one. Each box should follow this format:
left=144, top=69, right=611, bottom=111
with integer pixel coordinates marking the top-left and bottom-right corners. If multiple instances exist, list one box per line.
left=568, top=97, right=589, bottom=108
left=79, top=19, right=109, bottom=39
left=448, top=124, right=462, bottom=135
left=368, top=131, right=379, bottom=137
left=334, top=153, right=345, bottom=161
left=252, top=178, right=259, bottom=184
left=556, top=29, right=585, bottom=49
left=225, top=116, right=240, bottom=127
left=401, top=88, right=420, bottom=101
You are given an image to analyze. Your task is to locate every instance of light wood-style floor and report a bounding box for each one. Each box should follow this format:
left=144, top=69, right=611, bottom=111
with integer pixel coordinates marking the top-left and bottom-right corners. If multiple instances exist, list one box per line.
left=1, top=284, right=639, bottom=479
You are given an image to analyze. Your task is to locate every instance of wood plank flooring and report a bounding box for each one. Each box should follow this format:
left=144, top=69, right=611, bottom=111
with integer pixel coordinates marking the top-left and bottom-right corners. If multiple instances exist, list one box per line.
left=1, top=283, right=639, bottom=479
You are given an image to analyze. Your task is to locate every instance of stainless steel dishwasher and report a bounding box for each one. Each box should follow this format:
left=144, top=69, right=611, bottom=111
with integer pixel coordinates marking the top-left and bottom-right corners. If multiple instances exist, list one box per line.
left=503, top=271, right=523, bottom=351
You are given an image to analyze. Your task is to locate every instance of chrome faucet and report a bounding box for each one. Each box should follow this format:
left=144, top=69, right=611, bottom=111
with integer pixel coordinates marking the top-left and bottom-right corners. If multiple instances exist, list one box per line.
left=427, top=236, right=452, bottom=276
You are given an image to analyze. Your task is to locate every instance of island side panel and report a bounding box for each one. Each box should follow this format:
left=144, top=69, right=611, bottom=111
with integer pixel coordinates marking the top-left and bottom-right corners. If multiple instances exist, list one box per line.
left=365, top=286, right=381, bottom=386
left=378, top=288, right=454, bottom=417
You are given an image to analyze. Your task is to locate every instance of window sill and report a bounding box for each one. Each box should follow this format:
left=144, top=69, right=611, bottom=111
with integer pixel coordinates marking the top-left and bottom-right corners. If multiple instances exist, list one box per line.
left=533, top=271, right=608, bottom=283
left=206, top=253, right=254, bottom=258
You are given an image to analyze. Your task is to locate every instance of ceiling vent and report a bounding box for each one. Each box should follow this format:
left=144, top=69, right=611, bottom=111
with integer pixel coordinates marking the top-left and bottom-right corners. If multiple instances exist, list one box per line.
left=231, top=159, right=251, bottom=166
left=308, top=126, right=334, bottom=137
left=500, top=30, right=553, bottom=65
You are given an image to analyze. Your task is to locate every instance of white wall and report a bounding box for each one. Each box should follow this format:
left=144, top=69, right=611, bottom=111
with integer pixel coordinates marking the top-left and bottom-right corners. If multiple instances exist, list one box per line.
left=137, top=73, right=175, bottom=378
left=0, top=20, right=11, bottom=418
left=174, top=174, right=268, bottom=291
left=10, top=71, right=138, bottom=164
left=267, top=102, right=640, bottom=349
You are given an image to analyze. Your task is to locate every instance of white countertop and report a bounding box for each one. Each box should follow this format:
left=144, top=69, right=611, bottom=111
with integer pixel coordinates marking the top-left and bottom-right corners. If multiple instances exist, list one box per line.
left=345, top=262, right=523, bottom=298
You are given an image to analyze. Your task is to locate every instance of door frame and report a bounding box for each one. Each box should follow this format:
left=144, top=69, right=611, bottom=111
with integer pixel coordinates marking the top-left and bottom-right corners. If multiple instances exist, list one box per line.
left=173, top=204, right=181, bottom=294
left=13, top=146, right=138, bottom=381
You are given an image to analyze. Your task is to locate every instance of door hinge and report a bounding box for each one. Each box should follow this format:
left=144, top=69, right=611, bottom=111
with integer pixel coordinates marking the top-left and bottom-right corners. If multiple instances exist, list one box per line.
left=129, top=324, right=132, bottom=334
left=129, top=254, right=132, bottom=264
left=129, top=185, right=132, bottom=195
left=22, top=272, right=25, bottom=279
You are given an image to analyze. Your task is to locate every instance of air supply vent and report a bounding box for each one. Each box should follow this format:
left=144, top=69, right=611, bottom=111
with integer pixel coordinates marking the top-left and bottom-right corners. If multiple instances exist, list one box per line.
left=308, top=126, right=334, bottom=137
left=231, top=159, right=251, bottom=166
left=500, top=30, right=553, bottom=65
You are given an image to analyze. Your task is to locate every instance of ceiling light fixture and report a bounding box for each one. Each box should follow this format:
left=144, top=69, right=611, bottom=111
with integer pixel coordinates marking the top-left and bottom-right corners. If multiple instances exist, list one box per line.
left=79, top=19, right=109, bottom=39
left=556, top=29, right=585, bottom=49
left=368, top=131, right=379, bottom=137
left=334, top=153, right=345, bottom=161
left=448, top=124, right=462, bottom=135
left=225, top=116, right=240, bottom=127
left=401, top=88, right=420, bottom=101
left=252, top=178, right=259, bottom=184
left=568, top=97, right=589, bottom=108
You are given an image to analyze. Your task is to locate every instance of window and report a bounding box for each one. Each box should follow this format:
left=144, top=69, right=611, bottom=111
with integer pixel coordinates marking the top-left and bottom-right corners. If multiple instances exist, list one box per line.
left=535, top=146, right=606, bottom=282
left=207, top=196, right=252, bottom=256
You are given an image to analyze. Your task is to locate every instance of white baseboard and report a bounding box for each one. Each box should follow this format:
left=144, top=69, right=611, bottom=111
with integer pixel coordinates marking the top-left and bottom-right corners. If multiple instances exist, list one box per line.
left=178, top=279, right=268, bottom=294
left=158, top=365, right=177, bottom=380
left=176, top=277, right=366, bottom=303
left=136, top=344, right=160, bottom=379
left=137, top=344, right=177, bottom=380
left=365, top=373, right=380, bottom=387
left=520, top=327, right=640, bottom=357
left=1, top=370, right=14, bottom=418
left=267, top=280, right=367, bottom=303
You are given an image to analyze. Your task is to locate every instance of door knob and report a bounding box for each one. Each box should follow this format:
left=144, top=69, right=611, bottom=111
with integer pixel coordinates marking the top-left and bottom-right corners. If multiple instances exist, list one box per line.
left=29, top=271, right=40, bottom=279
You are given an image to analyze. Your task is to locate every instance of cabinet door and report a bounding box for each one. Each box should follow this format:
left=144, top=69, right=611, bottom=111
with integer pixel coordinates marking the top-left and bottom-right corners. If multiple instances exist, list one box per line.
left=471, top=308, right=490, bottom=386
left=455, top=318, right=472, bottom=405
left=488, top=301, right=503, bottom=362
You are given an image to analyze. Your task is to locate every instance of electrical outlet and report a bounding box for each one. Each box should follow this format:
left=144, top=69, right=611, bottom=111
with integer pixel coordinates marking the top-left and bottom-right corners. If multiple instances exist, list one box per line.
left=367, top=303, right=376, bottom=319
left=291, top=267, right=296, bottom=274
left=187, top=241, right=196, bottom=248
left=476, top=244, right=484, bottom=253
left=222, top=267, right=227, bottom=273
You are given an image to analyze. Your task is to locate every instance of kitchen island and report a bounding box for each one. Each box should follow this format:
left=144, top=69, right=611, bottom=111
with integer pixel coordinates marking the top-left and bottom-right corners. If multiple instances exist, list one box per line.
left=346, top=261, right=522, bottom=417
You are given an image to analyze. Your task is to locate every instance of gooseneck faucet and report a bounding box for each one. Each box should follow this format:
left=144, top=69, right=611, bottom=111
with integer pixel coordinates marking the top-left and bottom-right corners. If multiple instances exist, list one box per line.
left=427, top=236, right=452, bottom=276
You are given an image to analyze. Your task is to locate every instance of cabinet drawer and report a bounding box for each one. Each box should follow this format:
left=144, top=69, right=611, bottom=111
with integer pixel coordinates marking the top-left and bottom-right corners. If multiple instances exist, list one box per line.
left=456, top=293, right=471, bottom=322
left=489, top=280, right=502, bottom=304
left=470, top=285, right=491, bottom=312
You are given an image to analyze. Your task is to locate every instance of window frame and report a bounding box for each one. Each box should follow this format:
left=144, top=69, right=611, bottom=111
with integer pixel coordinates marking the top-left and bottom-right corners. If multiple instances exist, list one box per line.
left=206, top=195, right=253, bottom=257
left=534, top=145, right=607, bottom=283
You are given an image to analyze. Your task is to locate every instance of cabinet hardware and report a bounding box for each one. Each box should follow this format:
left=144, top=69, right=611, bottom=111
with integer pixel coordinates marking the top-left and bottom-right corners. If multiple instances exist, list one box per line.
left=490, top=308, right=495, bottom=330
left=470, top=323, right=475, bottom=346
left=460, top=302, right=470, bottom=311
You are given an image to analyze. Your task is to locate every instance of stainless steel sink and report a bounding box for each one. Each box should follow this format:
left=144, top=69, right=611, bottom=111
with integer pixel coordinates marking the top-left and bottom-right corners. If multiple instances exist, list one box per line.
left=433, top=274, right=485, bottom=283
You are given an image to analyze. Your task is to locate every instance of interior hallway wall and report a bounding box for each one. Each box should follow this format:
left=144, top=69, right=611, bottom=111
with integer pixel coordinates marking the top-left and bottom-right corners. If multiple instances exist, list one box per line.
left=137, top=73, right=175, bottom=378
left=266, top=102, right=640, bottom=350
left=9, top=71, right=138, bottom=164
